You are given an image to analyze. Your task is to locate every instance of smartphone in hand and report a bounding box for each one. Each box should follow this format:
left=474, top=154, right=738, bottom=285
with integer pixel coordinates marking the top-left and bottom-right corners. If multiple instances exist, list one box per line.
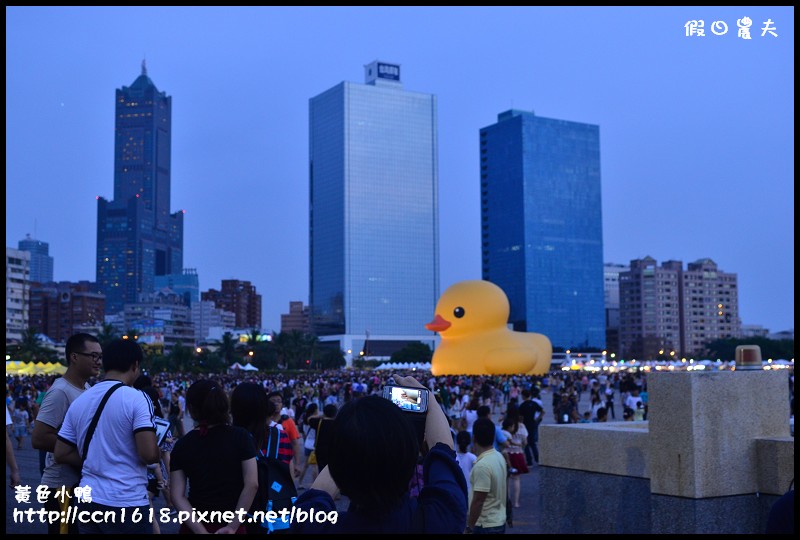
left=382, top=385, right=429, bottom=413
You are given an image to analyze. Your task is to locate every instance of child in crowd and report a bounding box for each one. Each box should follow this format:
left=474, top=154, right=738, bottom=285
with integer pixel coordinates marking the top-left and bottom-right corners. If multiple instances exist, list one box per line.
left=12, top=400, right=31, bottom=450
left=455, top=430, right=476, bottom=493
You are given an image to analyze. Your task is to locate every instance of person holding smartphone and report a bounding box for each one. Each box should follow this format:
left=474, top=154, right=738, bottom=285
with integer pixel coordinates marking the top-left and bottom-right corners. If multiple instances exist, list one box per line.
left=292, top=374, right=467, bottom=533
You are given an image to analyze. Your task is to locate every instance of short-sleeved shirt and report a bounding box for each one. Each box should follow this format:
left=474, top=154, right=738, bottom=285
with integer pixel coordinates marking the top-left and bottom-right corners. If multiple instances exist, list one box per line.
left=464, top=409, right=478, bottom=433
left=625, top=395, right=643, bottom=411
left=493, top=425, right=507, bottom=452
left=306, top=417, right=335, bottom=468
left=280, top=415, right=300, bottom=442
left=57, top=380, right=156, bottom=507
left=469, top=448, right=507, bottom=528
left=513, top=423, right=528, bottom=450
left=267, top=422, right=293, bottom=465
left=36, top=377, right=90, bottom=488
left=456, top=451, right=477, bottom=492
left=12, top=408, right=29, bottom=429
left=518, top=399, right=539, bottom=432
left=171, top=425, right=257, bottom=513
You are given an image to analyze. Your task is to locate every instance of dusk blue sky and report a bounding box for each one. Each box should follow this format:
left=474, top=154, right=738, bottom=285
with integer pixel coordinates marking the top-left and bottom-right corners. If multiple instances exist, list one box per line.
left=6, top=6, right=794, bottom=335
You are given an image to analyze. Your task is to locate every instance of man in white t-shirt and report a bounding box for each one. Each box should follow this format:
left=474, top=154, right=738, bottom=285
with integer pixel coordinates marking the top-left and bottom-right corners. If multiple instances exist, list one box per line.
left=624, top=387, right=644, bottom=414
left=55, top=338, right=159, bottom=534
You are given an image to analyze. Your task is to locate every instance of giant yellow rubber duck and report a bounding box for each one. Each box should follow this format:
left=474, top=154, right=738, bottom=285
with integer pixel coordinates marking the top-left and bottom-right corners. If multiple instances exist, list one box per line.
left=425, top=280, right=552, bottom=376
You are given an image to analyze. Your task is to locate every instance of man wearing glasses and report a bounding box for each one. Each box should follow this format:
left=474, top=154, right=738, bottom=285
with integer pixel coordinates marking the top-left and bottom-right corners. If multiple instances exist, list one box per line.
left=268, top=391, right=305, bottom=482
left=31, top=332, right=102, bottom=534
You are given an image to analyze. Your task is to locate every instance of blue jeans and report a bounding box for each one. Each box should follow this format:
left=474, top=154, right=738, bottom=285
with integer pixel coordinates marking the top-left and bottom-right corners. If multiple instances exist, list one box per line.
left=524, top=422, right=539, bottom=464
left=474, top=524, right=506, bottom=534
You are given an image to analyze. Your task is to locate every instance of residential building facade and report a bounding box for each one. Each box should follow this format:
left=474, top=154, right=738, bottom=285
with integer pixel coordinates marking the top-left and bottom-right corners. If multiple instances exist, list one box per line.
left=281, top=301, right=310, bottom=334
left=123, top=288, right=194, bottom=353
left=191, top=300, right=236, bottom=343
left=619, top=257, right=741, bottom=358
left=28, top=281, right=105, bottom=344
left=604, top=263, right=629, bottom=356
left=6, top=248, right=31, bottom=343
left=201, top=279, right=261, bottom=330
left=679, top=258, right=741, bottom=355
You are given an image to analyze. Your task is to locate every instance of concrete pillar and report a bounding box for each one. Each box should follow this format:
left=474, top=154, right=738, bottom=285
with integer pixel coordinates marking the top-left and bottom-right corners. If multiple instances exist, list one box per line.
left=647, top=370, right=790, bottom=498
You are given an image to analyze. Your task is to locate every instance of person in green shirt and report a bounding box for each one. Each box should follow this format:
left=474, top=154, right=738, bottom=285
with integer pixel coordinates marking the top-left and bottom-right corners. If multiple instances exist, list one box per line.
left=466, top=417, right=508, bottom=534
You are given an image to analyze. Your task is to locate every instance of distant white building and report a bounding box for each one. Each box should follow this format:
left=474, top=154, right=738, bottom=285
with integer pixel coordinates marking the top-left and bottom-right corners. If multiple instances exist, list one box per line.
left=6, top=247, right=31, bottom=343
left=105, top=312, right=125, bottom=330
left=123, top=288, right=195, bottom=352
left=191, top=300, right=236, bottom=342
left=740, top=325, right=769, bottom=338
left=768, top=329, right=794, bottom=341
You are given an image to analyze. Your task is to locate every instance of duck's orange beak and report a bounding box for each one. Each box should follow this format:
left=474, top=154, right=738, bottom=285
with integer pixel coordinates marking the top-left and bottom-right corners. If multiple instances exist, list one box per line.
left=425, top=314, right=451, bottom=332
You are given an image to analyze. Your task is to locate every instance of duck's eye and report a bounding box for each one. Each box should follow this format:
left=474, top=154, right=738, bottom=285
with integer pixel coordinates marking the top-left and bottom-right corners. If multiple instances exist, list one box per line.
left=453, top=307, right=465, bottom=318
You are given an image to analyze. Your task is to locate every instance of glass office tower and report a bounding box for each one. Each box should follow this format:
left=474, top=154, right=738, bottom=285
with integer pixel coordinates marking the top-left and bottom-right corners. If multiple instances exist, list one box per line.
left=18, top=234, right=54, bottom=284
left=309, top=61, right=439, bottom=363
left=480, top=110, right=605, bottom=350
left=154, top=268, right=200, bottom=306
left=96, top=61, right=183, bottom=314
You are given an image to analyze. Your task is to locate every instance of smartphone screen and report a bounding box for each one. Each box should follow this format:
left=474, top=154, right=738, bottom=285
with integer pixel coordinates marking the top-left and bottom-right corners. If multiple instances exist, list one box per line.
left=383, top=385, right=429, bottom=413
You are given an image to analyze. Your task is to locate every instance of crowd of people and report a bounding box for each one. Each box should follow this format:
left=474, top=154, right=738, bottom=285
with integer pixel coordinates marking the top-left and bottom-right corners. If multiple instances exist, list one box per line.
left=6, top=333, right=794, bottom=534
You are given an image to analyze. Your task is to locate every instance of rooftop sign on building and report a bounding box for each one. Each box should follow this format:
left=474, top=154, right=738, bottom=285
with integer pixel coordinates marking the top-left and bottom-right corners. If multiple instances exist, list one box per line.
left=364, top=60, right=401, bottom=85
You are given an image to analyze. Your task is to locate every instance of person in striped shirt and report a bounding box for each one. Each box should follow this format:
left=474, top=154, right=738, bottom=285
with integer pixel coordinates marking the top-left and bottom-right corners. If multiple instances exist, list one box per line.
left=267, top=399, right=294, bottom=466
left=268, top=391, right=304, bottom=476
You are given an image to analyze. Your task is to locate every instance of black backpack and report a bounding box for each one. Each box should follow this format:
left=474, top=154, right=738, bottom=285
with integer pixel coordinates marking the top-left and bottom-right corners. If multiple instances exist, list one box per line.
left=250, top=426, right=297, bottom=534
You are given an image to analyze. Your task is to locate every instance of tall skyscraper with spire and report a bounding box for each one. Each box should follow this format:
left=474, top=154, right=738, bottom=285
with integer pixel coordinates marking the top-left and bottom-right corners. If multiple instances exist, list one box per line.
left=96, top=61, right=183, bottom=314
left=308, top=61, right=439, bottom=364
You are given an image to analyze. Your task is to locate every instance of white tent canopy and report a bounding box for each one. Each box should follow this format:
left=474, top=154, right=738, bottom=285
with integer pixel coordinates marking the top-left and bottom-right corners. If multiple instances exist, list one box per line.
left=240, top=363, right=259, bottom=371
left=375, top=361, right=431, bottom=371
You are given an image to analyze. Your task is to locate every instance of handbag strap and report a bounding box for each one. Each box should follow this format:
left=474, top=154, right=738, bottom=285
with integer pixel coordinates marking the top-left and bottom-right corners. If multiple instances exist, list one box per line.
left=313, top=417, right=324, bottom=451
left=81, top=382, right=125, bottom=461
left=265, top=424, right=280, bottom=460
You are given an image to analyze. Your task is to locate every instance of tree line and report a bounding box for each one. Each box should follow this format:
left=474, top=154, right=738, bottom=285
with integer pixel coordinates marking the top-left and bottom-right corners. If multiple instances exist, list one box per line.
left=7, top=327, right=791, bottom=374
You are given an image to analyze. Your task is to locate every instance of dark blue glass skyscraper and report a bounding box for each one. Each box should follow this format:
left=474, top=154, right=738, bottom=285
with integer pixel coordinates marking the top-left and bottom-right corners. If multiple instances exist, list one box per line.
left=96, top=62, right=183, bottom=314
left=309, top=61, right=439, bottom=364
left=480, top=109, right=605, bottom=350
left=18, top=234, right=54, bottom=284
